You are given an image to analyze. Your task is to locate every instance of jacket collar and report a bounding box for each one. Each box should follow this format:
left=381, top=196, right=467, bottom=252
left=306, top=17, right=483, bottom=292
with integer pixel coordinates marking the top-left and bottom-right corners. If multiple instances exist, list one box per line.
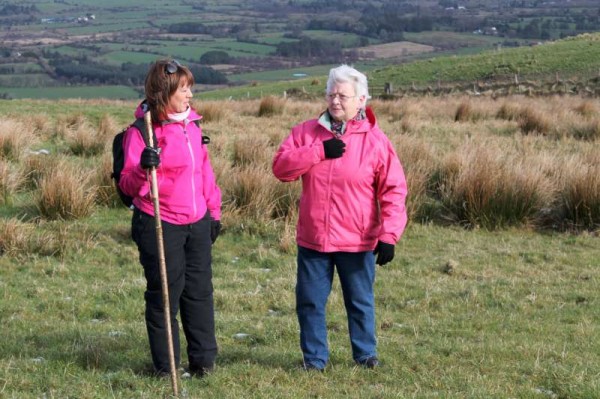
left=318, top=106, right=377, bottom=134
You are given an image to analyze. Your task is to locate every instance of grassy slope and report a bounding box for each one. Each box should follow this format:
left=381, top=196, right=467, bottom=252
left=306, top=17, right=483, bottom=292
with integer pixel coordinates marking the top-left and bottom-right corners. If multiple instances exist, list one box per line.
left=198, top=32, right=600, bottom=100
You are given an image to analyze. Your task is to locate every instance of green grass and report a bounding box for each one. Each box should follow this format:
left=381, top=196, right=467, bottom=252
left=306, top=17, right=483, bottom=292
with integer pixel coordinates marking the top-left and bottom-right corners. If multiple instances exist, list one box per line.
left=0, top=97, right=598, bottom=397
left=1, top=214, right=598, bottom=398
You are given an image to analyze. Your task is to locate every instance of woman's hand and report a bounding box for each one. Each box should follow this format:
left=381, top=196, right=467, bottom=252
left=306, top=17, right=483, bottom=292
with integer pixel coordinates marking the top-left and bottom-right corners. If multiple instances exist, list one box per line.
left=140, top=147, right=160, bottom=169
left=373, top=241, right=394, bottom=266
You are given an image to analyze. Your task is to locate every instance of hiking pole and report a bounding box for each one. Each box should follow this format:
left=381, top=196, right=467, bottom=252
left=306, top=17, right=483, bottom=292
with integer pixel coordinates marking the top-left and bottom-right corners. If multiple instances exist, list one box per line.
left=144, top=110, right=179, bottom=397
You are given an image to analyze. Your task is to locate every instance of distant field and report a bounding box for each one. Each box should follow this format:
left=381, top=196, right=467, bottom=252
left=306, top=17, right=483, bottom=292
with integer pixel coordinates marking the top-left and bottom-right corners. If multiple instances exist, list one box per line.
left=356, top=41, right=435, bottom=59
left=0, top=86, right=140, bottom=100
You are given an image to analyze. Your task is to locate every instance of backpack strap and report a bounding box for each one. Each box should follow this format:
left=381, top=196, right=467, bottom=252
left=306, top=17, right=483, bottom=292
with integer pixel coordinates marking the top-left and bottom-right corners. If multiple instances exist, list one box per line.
left=131, top=118, right=157, bottom=148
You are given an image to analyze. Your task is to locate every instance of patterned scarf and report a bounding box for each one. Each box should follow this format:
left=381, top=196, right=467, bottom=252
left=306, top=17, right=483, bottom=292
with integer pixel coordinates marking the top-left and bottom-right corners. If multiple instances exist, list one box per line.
left=330, top=108, right=366, bottom=137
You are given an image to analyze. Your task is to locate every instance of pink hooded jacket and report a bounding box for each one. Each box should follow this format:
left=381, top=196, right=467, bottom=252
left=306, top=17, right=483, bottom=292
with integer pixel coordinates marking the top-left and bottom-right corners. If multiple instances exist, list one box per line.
left=119, top=104, right=221, bottom=225
left=273, top=107, right=408, bottom=253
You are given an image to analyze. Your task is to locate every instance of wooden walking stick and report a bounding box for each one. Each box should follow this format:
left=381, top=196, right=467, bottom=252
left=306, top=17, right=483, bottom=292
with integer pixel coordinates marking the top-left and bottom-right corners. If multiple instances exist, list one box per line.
left=144, top=110, right=179, bottom=397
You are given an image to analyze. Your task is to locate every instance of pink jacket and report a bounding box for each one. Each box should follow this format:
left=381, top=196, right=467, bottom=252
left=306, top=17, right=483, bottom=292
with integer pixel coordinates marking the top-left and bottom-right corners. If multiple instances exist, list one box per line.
left=272, top=107, right=408, bottom=253
left=119, top=105, right=221, bottom=225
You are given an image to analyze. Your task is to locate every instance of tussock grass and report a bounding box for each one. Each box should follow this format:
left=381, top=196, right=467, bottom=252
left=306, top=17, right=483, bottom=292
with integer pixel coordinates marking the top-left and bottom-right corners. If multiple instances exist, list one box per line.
left=197, top=100, right=226, bottom=123
left=496, top=101, right=523, bottom=121
left=554, top=153, right=600, bottom=230
left=0, top=160, right=25, bottom=205
left=232, top=135, right=273, bottom=167
left=94, top=152, right=121, bottom=207
left=0, top=120, right=31, bottom=161
left=573, top=100, right=597, bottom=118
left=258, top=95, right=286, bottom=117
left=518, top=106, right=552, bottom=135
left=0, top=217, right=32, bottom=257
left=439, top=141, right=555, bottom=229
left=454, top=100, right=488, bottom=123
left=36, top=160, right=97, bottom=220
left=66, top=123, right=106, bottom=157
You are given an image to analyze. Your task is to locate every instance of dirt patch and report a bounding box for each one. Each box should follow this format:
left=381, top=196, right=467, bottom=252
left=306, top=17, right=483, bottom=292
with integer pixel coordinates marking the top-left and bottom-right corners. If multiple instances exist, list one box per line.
left=356, top=41, right=435, bottom=59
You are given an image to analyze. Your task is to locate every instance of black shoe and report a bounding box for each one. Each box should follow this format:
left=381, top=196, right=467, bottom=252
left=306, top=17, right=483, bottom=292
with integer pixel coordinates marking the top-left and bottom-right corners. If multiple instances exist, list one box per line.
left=358, top=356, right=379, bottom=369
left=189, top=364, right=214, bottom=378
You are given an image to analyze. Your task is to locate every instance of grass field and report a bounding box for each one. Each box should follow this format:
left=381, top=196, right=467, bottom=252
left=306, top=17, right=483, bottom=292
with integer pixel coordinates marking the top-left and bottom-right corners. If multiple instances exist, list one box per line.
left=0, top=96, right=598, bottom=398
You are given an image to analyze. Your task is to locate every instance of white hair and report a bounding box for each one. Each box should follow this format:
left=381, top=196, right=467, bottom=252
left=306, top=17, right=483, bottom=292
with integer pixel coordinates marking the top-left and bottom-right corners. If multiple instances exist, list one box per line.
left=326, top=64, right=371, bottom=103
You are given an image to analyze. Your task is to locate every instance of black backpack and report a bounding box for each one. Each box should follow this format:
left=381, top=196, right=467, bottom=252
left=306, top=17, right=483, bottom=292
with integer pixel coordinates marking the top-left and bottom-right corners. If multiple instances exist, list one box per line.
left=111, top=118, right=205, bottom=208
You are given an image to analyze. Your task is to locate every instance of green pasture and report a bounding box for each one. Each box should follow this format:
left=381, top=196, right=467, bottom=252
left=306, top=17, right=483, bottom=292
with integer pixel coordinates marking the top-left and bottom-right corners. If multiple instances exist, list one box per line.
left=0, top=212, right=598, bottom=398
left=367, top=32, right=600, bottom=87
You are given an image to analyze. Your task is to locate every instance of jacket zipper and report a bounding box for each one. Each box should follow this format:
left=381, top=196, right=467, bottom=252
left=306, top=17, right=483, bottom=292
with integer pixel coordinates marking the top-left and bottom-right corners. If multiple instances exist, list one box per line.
left=183, top=124, right=197, bottom=219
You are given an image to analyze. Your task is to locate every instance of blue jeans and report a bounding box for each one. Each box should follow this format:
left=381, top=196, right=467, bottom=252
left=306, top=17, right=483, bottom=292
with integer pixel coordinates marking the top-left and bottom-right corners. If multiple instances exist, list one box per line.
left=296, top=246, right=377, bottom=368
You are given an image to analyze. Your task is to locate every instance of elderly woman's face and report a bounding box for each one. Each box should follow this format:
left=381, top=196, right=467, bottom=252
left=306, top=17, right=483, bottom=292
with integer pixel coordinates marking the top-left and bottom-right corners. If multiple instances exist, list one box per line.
left=326, top=81, right=364, bottom=122
left=167, top=80, right=193, bottom=114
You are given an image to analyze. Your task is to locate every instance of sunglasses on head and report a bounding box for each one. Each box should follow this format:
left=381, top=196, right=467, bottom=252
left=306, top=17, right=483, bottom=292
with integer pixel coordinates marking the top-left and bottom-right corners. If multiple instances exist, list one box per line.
left=164, top=60, right=182, bottom=74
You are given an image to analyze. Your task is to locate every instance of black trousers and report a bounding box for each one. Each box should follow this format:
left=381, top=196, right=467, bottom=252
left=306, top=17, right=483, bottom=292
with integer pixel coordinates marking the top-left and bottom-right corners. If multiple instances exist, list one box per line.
left=132, top=207, right=217, bottom=372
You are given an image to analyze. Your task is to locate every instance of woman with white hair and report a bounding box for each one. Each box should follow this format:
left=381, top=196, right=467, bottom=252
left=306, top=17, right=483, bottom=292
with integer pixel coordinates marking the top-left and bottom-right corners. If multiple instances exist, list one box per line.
left=273, top=64, right=408, bottom=371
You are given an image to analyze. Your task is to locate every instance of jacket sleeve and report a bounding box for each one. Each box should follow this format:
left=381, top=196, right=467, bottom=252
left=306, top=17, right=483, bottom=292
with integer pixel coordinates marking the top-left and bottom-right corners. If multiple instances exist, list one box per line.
left=201, top=143, right=222, bottom=221
left=119, top=126, right=151, bottom=199
left=376, top=136, right=408, bottom=244
left=272, top=124, right=325, bottom=182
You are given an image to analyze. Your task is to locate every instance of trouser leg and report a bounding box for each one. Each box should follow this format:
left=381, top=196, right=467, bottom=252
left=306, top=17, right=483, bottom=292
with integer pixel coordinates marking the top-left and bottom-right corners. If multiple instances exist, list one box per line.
left=334, top=251, right=377, bottom=362
left=132, top=208, right=186, bottom=373
left=179, top=212, right=217, bottom=369
left=296, top=246, right=334, bottom=369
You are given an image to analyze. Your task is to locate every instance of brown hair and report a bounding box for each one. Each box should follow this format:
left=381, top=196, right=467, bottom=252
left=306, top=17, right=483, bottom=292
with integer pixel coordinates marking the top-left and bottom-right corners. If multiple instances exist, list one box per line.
left=144, top=59, right=195, bottom=122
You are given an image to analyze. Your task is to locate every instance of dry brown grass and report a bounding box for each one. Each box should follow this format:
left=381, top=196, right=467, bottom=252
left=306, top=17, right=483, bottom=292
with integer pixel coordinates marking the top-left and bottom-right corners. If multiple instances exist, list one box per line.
left=0, top=217, right=33, bottom=257
left=196, top=101, right=226, bottom=123
left=0, top=120, right=32, bottom=161
left=518, top=106, right=552, bottom=135
left=0, top=160, right=25, bottom=205
left=258, top=96, right=286, bottom=117
left=36, top=160, right=97, bottom=220
left=4, top=95, right=599, bottom=232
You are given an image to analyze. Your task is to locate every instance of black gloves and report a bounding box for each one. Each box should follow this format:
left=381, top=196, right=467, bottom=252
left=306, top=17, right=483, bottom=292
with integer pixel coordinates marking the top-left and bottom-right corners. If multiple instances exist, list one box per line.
left=323, top=138, right=346, bottom=159
left=210, top=220, right=222, bottom=244
left=140, top=147, right=160, bottom=169
left=373, top=241, right=395, bottom=266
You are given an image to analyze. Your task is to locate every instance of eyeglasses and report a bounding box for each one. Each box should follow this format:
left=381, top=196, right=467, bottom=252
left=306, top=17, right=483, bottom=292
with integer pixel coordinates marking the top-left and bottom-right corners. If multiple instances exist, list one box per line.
left=164, top=60, right=182, bottom=74
left=326, top=93, right=357, bottom=102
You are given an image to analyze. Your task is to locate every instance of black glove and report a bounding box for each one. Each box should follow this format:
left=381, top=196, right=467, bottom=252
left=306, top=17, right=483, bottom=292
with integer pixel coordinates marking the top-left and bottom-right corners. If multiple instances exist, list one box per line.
left=140, top=146, right=160, bottom=169
left=323, top=138, right=346, bottom=159
left=210, top=220, right=222, bottom=244
left=373, top=241, right=395, bottom=266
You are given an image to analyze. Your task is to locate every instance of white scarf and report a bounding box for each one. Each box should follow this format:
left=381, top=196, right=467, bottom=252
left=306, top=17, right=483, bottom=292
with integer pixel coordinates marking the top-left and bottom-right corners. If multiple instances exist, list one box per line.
left=167, top=106, right=191, bottom=122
